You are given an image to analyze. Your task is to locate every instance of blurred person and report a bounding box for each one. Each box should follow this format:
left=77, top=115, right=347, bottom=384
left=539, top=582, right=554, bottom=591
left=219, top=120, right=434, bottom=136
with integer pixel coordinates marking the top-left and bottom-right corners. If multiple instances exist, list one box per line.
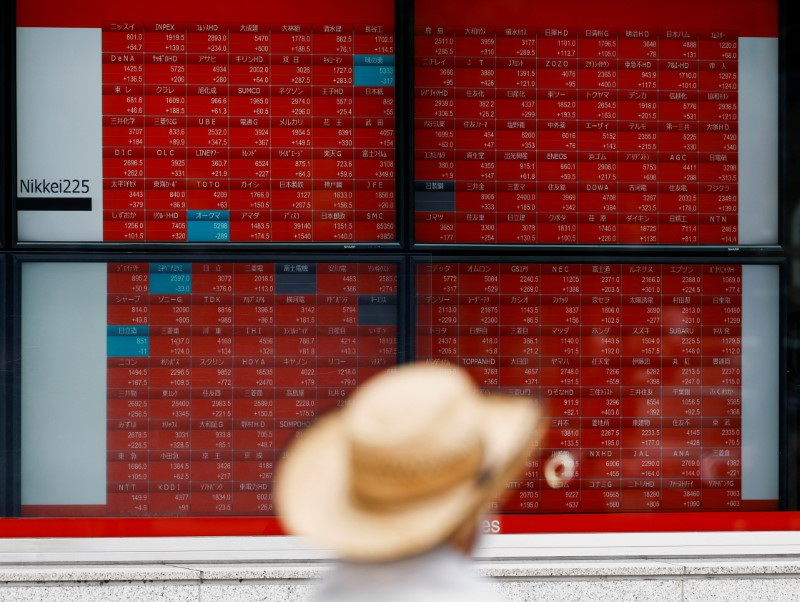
left=275, top=362, right=547, bottom=601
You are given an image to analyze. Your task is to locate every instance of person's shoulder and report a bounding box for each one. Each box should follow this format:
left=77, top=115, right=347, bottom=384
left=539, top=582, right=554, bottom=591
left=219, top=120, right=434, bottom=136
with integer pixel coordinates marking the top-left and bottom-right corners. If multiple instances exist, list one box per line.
left=311, top=547, right=503, bottom=602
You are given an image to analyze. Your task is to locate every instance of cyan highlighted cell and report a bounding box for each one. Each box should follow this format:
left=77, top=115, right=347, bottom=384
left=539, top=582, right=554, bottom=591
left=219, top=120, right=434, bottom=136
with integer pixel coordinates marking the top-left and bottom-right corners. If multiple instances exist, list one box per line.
left=107, top=326, right=149, bottom=336
left=150, top=272, right=192, bottom=294
left=188, top=220, right=230, bottom=242
left=150, top=263, right=192, bottom=274
left=107, top=335, right=149, bottom=357
left=354, top=54, right=395, bottom=66
left=354, top=65, right=394, bottom=87
left=189, top=210, right=230, bottom=221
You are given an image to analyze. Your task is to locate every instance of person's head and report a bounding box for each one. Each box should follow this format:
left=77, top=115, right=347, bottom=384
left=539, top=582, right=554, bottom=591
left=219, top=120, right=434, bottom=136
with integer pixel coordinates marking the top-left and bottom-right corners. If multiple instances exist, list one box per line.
left=275, top=362, right=544, bottom=562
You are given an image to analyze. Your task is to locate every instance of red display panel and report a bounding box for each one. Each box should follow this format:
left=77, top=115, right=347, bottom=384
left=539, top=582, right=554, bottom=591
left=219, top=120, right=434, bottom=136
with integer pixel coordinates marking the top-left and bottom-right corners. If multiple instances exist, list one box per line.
left=414, top=0, right=778, bottom=245
left=16, top=0, right=396, bottom=243
left=416, top=261, right=779, bottom=513
left=21, top=261, right=397, bottom=517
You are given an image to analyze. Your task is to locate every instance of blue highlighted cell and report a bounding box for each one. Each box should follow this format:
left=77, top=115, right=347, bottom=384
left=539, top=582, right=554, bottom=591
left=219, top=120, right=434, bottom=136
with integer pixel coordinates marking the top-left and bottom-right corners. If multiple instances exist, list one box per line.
left=275, top=274, right=317, bottom=294
left=150, top=263, right=191, bottom=274
left=275, top=263, right=317, bottom=294
left=150, top=272, right=192, bottom=294
left=354, top=54, right=395, bottom=66
left=188, top=220, right=230, bottom=242
left=354, top=65, right=394, bottom=87
left=107, top=336, right=149, bottom=357
left=276, top=263, right=316, bottom=275
left=189, top=210, right=230, bottom=221
left=358, top=295, right=397, bottom=326
left=107, top=326, right=149, bottom=336
left=358, top=305, right=397, bottom=326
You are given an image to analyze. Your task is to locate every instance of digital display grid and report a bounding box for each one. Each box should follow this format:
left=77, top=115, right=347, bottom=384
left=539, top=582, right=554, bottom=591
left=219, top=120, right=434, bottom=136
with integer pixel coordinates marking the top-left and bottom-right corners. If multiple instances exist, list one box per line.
left=16, top=0, right=397, bottom=243
left=20, top=261, right=398, bottom=516
left=413, top=0, right=778, bottom=245
left=10, top=0, right=786, bottom=531
left=416, top=262, right=777, bottom=513
left=16, top=259, right=781, bottom=519
left=102, top=22, right=395, bottom=242
left=104, top=261, right=397, bottom=515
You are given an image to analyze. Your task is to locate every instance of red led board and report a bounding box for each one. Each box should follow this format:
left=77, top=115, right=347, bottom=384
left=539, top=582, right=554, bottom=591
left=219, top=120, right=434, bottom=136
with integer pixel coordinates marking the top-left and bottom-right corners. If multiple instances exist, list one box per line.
left=16, top=0, right=395, bottom=243
left=416, top=262, right=779, bottom=513
left=21, top=261, right=397, bottom=516
left=414, top=0, right=778, bottom=245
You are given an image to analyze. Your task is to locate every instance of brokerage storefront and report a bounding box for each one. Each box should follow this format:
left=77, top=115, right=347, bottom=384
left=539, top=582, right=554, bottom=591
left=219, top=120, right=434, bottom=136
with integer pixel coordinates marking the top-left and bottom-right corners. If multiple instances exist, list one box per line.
left=3, top=0, right=799, bottom=598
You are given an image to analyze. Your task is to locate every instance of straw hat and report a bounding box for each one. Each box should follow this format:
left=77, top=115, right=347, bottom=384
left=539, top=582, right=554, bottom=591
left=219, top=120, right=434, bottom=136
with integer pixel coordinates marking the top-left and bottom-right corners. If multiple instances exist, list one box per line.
left=275, top=362, right=544, bottom=562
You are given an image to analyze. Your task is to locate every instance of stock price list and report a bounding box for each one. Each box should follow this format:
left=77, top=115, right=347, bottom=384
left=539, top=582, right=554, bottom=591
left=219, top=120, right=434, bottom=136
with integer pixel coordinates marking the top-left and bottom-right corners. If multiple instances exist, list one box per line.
left=413, top=0, right=777, bottom=245
left=105, top=261, right=397, bottom=515
left=103, top=17, right=395, bottom=242
left=415, top=262, right=771, bottom=513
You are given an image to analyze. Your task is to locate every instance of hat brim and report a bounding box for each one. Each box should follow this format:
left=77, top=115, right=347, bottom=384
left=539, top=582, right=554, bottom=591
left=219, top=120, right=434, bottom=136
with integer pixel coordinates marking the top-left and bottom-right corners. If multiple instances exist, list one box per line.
left=275, top=394, right=544, bottom=562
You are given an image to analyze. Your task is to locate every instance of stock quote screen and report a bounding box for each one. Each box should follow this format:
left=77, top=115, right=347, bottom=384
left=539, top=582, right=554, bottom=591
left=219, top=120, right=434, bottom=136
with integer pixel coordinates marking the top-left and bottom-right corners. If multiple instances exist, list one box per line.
left=16, top=0, right=396, bottom=243
left=20, top=261, right=398, bottom=516
left=19, top=259, right=779, bottom=516
left=16, top=0, right=778, bottom=247
left=416, top=261, right=779, bottom=513
left=413, top=0, right=777, bottom=245
left=12, top=0, right=784, bottom=526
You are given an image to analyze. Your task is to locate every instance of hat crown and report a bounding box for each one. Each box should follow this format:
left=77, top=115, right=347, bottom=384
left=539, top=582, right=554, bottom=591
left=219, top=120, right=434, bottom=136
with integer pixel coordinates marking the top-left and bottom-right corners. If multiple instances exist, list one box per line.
left=275, top=361, right=541, bottom=562
left=344, top=365, right=484, bottom=505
